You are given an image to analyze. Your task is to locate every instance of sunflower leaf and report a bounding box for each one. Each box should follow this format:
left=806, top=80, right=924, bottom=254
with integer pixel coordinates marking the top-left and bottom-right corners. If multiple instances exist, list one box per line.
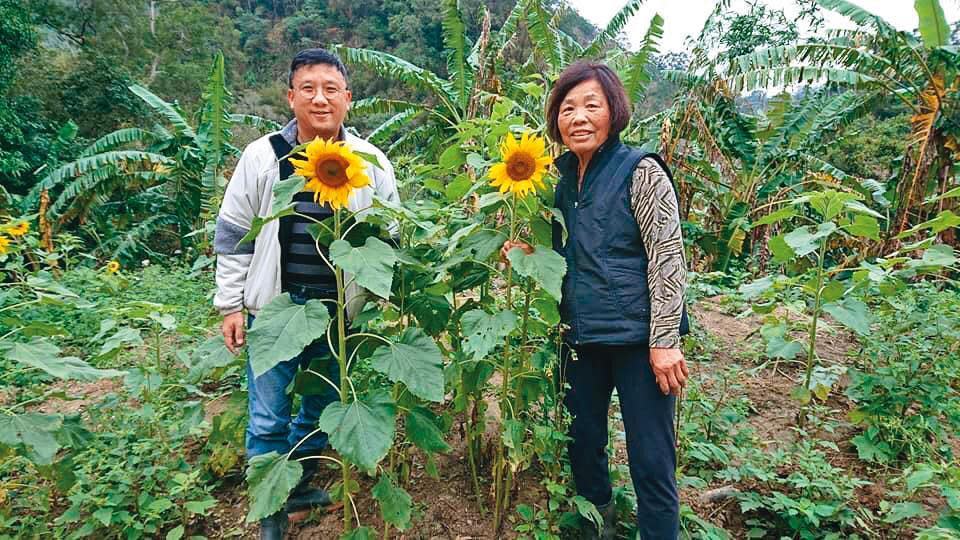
left=506, top=246, right=567, bottom=301
left=330, top=237, right=397, bottom=299
left=247, top=293, right=331, bottom=378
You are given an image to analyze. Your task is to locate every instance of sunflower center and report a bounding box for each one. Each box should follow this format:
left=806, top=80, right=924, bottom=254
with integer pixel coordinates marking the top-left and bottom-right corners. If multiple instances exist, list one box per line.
left=315, top=157, right=350, bottom=187
left=506, top=152, right=536, bottom=181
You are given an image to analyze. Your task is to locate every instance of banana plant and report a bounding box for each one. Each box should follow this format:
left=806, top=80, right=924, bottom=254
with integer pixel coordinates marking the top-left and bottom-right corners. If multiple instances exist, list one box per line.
left=23, top=52, right=277, bottom=262
left=722, top=0, right=960, bottom=242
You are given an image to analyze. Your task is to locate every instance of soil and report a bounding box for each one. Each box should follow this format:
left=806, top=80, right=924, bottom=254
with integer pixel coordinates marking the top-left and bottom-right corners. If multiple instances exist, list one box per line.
left=21, top=295, right=951, bottom=539
left=196, top=296, right=876, bottom=539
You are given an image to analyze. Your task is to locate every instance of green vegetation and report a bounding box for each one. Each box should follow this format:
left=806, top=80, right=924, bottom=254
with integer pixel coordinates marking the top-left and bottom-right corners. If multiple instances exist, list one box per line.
left=1, top=0, right=959, bottom=539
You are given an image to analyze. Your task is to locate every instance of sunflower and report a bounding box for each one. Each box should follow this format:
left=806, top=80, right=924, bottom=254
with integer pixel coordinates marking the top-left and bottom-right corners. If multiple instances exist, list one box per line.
left=0, top=236, right=9, bottom=255
left=3, top=221, right=29, bottom=237
left=107, top=261, right=120, bottom=274
left=289, top=137, right=371, bottom=210
left=488, top=131, right=553, bottom=197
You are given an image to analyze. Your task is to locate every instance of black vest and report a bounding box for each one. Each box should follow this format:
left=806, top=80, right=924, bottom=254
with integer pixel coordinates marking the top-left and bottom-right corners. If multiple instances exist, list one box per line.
left=552, top=135, right=689, bottom=346
left=268, top=134, right=336, bottom=293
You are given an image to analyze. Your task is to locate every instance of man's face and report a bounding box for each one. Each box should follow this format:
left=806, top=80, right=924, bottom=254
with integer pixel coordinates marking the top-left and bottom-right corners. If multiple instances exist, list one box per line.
left=287, top=63, right=352, bottom=141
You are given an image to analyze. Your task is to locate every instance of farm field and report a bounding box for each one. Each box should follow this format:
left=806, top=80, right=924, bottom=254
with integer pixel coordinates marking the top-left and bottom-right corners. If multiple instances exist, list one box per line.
left=1, top=0, right=959, bottom=539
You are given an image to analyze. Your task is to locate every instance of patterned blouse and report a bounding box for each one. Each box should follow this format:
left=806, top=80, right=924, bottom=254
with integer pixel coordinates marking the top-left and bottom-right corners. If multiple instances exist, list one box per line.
left=628, top=157, right=687, bottom=349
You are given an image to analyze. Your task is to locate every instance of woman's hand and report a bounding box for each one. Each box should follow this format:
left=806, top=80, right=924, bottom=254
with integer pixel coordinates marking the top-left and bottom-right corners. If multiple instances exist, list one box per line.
left=500, top=240, right=533, bottom=263
left=649, top=348, right=688, bottom=395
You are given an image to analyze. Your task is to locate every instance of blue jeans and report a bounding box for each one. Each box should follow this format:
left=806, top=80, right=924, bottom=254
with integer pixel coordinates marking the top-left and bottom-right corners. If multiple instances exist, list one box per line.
left=245, top=292, right=340, bottom=459
left=564, top=344, right=679, bottom=539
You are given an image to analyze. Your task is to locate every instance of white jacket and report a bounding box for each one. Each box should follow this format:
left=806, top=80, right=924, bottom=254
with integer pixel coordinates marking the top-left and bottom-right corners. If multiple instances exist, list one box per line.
left=213, top=127, right=400, bottom=317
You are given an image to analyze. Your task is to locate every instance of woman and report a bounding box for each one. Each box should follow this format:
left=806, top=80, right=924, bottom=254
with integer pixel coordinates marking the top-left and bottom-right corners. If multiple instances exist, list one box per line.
left=503, top=61, right=689, bottom=539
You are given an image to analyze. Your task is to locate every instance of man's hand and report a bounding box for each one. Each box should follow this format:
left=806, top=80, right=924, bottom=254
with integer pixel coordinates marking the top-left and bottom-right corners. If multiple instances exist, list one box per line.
left=650, top=348, right=688, bottom=396
left=500, top=240, right=533, bottom=263
left=222, top=311, right=246, bottom=354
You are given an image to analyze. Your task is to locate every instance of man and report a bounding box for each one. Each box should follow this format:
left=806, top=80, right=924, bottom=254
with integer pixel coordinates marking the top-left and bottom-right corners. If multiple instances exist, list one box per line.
left=213, top=48, right=400, bottom=539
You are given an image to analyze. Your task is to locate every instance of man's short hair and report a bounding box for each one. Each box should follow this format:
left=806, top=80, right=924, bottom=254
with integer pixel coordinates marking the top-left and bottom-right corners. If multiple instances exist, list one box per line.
left=288, top=48, right=349, bottom=88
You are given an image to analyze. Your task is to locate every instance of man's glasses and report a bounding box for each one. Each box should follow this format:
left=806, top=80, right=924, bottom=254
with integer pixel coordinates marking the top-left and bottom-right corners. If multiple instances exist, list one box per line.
left=295, top=85, right=346, bottom=100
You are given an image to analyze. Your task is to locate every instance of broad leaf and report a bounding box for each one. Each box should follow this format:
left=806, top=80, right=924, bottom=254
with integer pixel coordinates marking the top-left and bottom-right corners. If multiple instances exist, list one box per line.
left=238, top=176, right=305, bottom=244
left=1, top=338, right=124, bottom=381
left=330, top=237, right=397, bottom=299
left=0, top=413, right=62, bottom=465
left=844, top=214, right=880, bottom=240
left=760, top=321, right=804, bottom=360
left=506, top=246, right=567, bottom=301
left=372, top=474, right=412, bottom=530
left=341, top=527, right=376, bottom=540
left=461, top=309, right=518, bottom=361
left=884, top=501, right=928, bottom=523
left=915, top=0, right=950, bottom=47
left=369, top=328, right=445, bottom=403
left=753, top=207, right=796, bottom=227
left=405, top=406, right=451, bottom=453
left=822, top=298, right=873, bottom=335
left=187, top=334, right=238, bottom=382
left=318, top=392, right=396, bottom=472
left=247, top=294, right=331, bottom=378
left=783, top=222, right=836, bottom=257
left=245, top=452, right=303, bottom=522
left=99, top=327, right=144, bottom=356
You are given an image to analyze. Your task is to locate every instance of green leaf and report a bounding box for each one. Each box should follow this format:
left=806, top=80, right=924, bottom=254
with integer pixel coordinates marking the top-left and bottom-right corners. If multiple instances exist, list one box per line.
left=808, top=190, right=859, bottom=220
left=821, top=280, right=846, bottom=303
left=768, top=234, right=796, bottom=263
left=884, top=501, right=928, bottom=523
left=461, top=309, right=518, bottom=360
left=1, top=338, right=124, bottom=381
left=330, top=237, right=397, bottom=299
left=760, top=321, right=804, bottom=360
left=166, top=525, right=185, bottom=540
left=187, top=334, right=238, bottom=382
left=245, top=452, right=303, bottom=522
left=0, top=413, right=62, bottom=465
left=405, top=406, right=451, bottom=453
left=318, top=393, right=396, bottom=472
left=354, top=150, right=383, bottom=170
left=905, top=468, right=935, bottom=492
left=783, top=222, right=836, bottom=257
left=753, top=207, right=797, bottom=227
left=341, top=527, right=376, bottom=540
left=572, top=496, right=603, bottom=532
left=372, top=474, right=412, bottom=530
left=439, top=145, right=465, bottom=170
left=915, top=0, right=950, bottom=47
left=822, top=298, right=873, bottom=335
left=369, top=328, right=445, bottom=403
left=739, top=276, right=776, bottom=299
left=506, top=246, right=567, bottom=301
left=99, top=327, right=144, bottom=355
left=844, top=214, right=880, bottom=240
left=238, top=176, right=305, bottom=244
left=247, top=294, right=331, bottom=378
left=898, top=210, right=960, bottom=238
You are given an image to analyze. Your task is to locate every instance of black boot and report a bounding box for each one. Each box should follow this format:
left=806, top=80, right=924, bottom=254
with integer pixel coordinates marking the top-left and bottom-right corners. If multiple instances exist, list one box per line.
left=259, top=511, right=288, bottom=540
left=580, top=500, right=617, bottom=540
left=285, top=457, right=331, bottom=513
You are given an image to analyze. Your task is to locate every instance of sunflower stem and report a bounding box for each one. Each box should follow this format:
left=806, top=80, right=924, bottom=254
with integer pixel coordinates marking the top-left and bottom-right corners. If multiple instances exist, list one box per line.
left=333, top=211, right=354, bottom=534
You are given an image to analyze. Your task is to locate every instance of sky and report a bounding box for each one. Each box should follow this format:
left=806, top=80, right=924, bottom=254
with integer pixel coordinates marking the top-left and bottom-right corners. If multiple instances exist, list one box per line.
left=564, top=0, right=960, bottom=53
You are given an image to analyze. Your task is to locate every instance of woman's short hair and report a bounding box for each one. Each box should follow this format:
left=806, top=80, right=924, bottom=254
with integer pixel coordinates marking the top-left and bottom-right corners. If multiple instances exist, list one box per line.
left=545, top=61, right=631, bottom=143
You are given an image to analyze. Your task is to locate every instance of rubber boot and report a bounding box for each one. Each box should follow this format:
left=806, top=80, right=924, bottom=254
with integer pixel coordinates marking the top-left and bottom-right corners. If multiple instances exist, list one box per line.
left=285, top=458, right=331, bottom=513
left=259, top=511, right=288, bottom=540
left=581, top=500, right=618, bottom=540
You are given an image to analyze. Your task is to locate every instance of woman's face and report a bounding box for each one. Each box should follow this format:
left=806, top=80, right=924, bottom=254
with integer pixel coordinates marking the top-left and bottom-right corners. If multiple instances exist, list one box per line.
left=557, top=78, right=611, bottom=159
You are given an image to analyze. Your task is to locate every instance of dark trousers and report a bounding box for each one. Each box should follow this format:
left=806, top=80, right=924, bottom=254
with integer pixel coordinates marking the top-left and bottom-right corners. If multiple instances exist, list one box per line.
left=563, top=344, right=679, bottom=539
